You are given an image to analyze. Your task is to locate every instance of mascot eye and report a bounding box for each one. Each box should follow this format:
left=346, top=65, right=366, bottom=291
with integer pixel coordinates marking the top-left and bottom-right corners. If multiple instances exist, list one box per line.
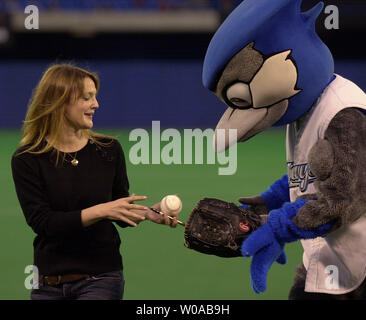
left=226, top=82, right=252, bottom=108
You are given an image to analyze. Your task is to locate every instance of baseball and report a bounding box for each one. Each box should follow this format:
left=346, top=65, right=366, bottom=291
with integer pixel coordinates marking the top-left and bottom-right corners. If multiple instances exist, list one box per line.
left=160, top=195, right=182, bottom=215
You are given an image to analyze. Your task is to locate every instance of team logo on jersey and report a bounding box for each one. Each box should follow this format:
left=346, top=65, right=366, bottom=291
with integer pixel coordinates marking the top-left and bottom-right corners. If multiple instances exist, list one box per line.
left=287, top=161, right=316, bottom=192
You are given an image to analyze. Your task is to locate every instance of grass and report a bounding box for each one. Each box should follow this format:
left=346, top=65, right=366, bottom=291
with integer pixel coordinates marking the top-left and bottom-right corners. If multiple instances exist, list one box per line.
left=0, top=128, right=303, bottom=300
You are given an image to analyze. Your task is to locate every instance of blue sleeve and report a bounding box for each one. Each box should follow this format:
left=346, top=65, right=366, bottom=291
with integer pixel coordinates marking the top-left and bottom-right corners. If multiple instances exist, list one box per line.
left=260, top=174, right=290, bottom=211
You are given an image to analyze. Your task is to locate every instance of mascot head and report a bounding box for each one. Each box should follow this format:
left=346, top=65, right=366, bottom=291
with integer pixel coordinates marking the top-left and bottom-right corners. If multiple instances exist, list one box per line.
left=203, top=0, right=334, bottom=151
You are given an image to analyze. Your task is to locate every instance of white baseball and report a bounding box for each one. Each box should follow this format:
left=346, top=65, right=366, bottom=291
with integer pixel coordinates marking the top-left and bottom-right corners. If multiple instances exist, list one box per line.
left=160, top=195, right=182, bottom=215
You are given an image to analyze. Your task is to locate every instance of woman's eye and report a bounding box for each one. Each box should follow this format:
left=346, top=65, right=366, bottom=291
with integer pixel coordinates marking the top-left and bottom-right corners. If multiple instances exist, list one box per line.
left=84, top=97, right=90, bottom=101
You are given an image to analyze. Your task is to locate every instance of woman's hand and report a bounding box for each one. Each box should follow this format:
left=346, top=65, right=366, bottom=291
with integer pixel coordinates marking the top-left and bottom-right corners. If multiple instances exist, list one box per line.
left=144, top=202, right=179, bottom=228
left=81, top=194, right=148, bottom=227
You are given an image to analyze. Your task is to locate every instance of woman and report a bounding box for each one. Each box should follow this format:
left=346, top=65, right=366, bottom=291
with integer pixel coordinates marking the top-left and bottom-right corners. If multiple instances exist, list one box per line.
left=11, top=64, right=178, bottom=300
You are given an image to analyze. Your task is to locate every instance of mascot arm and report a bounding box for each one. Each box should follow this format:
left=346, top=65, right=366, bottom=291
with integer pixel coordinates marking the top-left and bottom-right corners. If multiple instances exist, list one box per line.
left=292, top=108, right=366, bottom=230
left=241, top=197, right=333, bottom=294
left=239, top=174, right=290, bottom=216
left=260, top=174, right=290, bottom=210
left=241, top=108, right=366, bottom=294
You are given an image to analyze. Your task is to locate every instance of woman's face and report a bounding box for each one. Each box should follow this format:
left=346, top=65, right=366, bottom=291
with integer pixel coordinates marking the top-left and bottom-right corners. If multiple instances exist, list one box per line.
left=64, top=77, right=99, bottom=131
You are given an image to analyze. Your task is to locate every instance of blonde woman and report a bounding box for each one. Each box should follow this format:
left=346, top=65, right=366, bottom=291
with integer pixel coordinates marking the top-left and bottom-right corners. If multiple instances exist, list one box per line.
left=11, top=64, right=178, bottom=300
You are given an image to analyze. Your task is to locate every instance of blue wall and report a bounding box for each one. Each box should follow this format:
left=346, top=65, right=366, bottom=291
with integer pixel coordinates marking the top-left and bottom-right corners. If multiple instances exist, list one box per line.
left=0, top=59, right=365, bottom=129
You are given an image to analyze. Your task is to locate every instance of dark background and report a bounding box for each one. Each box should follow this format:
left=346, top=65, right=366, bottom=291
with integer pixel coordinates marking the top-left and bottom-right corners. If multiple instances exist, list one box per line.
left=1, top=0, right=365, bottom=60
left=0, top=0, right=365, bottom=129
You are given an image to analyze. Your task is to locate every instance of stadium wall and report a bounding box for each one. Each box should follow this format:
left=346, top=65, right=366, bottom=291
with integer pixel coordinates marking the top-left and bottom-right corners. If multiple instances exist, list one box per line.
left=0, top=59, right=365, bottom=129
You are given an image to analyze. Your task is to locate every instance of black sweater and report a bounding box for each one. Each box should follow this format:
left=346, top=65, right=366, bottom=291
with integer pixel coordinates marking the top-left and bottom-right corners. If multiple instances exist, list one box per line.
left=11, top=138, right=130, bottom=276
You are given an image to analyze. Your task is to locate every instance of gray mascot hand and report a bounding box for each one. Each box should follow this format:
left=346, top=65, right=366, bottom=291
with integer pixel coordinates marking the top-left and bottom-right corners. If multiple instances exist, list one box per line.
left=293, top=108, right=366, bottom=230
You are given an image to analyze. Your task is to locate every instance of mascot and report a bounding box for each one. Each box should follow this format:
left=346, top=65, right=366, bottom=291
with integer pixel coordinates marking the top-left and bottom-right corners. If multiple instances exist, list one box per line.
left=184, top=0, right=366, bottom=299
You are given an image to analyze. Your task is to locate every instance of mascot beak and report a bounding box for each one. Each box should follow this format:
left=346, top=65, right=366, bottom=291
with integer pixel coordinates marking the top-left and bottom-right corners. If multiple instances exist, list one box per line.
left=213, top=107, right=267, bottom=152
left=213, top=100, right=289, bottom=152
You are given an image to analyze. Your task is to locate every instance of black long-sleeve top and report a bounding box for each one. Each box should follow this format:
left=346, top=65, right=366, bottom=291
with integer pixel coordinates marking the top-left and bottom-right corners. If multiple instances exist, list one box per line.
left=11, top=138, right=130, bottom=276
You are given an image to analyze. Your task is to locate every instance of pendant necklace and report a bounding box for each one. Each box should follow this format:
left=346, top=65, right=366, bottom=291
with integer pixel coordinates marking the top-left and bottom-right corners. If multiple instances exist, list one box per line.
left=66, top=152, right=79, bottom=166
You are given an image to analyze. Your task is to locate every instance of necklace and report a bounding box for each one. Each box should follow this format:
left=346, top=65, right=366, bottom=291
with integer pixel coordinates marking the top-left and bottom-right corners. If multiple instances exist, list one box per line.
left=65, top=152, right=79, bottom=166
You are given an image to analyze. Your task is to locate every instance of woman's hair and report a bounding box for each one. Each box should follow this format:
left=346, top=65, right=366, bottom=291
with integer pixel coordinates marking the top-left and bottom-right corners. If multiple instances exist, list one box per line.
left=17, top=63, right=114, bottom=159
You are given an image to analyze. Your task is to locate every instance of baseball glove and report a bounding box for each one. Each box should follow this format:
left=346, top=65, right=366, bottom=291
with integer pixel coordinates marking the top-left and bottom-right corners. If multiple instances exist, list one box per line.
left=184, top=198, right=262, bottom=258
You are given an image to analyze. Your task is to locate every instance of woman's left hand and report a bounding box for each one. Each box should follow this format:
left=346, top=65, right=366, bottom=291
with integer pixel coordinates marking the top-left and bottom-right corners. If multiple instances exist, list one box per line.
left=145, top=202, right=179, bottom=228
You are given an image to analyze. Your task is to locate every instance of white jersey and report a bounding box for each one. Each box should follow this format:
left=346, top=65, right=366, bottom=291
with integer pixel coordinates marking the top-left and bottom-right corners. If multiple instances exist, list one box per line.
left=286, top=74, right=366, bottom=294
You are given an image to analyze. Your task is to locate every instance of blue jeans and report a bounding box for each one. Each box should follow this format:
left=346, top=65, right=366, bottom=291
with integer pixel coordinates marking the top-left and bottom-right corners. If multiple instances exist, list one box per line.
left=31, top=270, right=124, bottom=300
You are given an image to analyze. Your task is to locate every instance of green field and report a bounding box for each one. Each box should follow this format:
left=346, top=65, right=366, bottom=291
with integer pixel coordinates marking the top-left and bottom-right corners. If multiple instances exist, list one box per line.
left=0, top=128, right=303, bottom=300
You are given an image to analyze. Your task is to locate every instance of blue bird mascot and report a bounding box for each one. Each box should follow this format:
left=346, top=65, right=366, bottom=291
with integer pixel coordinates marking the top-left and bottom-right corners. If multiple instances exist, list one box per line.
left=188, top=0, right=366, bottom=300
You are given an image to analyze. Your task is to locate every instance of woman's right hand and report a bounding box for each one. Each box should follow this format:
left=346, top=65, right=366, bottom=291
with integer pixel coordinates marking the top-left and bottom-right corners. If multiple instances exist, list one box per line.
left=81, top=195, right=148, bottom=227
left=101, top=195, right=149, bottom=226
